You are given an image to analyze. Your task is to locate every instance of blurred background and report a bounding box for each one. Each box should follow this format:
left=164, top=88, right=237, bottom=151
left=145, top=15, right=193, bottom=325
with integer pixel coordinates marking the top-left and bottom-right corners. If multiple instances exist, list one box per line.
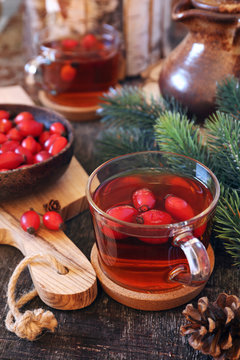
left=0, top=0, right=186, bottom=90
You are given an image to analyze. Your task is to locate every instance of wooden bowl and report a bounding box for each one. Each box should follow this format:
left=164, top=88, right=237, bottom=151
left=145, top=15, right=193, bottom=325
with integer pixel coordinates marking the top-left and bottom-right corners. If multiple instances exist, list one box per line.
left=0, top=104, right=74, bottom=201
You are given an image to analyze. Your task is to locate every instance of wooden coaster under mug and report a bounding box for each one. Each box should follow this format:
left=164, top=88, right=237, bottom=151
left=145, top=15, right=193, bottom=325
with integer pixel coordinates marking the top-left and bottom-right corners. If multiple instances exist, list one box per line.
left=91, top=243, right=215, bottom=311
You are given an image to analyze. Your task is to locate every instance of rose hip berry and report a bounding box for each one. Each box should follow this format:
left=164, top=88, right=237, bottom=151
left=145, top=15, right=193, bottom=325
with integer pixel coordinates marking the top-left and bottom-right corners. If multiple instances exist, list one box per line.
left=132, top=188, right=156, bottom=212
left=81, top=34, right=97, bottom=50
left=48, top=136, right=68, bottom=155
left=0, top=118, right=12, bottom=133
left=20, top=210, right=40, bottom=234
left=43, top=211, right=64, bottom=230
left=60, top=64, right=76, bottom=82
left=0, top=110, right=10, bottom=120
left=14, top=111, right=34, bottom=124
left=61, top=38, right=78, bottom=50
left=136, top=209, right=173, bottom=244
left=102, top=205, right=138, bottom=240
left=165, top=195, right=194, bottom=221
left=0, top=151, right=24, bottom=169
left=50, top=122, right=66, bottom=136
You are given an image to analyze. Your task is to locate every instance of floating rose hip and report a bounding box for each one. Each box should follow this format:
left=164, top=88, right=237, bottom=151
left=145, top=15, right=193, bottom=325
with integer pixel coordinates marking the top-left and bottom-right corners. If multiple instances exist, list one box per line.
left=102, top=205, right=138, bottom=240
left=165, top=195, right=194, bottom=221
left=60, top=64, right=77, bottom=82
left=132, top=188, right=156, bottom=212
left=136, top=209, right=173, bottom=244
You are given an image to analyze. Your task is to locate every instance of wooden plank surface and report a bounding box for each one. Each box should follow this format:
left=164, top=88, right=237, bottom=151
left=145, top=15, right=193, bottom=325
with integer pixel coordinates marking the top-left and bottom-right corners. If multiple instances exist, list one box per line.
left=0, top=10, right=240, bottom=360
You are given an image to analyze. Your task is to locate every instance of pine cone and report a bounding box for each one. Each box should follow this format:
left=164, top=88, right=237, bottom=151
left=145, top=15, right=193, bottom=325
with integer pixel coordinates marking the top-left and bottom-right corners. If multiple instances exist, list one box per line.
left=180, top=293, right=240, bottom=360
left=43, top=199, right=61, bottom=213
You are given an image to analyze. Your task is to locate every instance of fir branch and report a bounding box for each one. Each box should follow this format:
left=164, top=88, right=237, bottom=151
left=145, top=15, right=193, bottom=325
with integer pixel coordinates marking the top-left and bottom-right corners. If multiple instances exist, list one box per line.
left=216, top=76, right=240, bottom=117
left=205, top=112, right=240, bottom=191
left=98, top=86, right=163, bottom=130
left=214, top=189, right=240, bottom=266
left=154, top=111, right=211, bottom=166
left=95, top=127, right=158, bottom=163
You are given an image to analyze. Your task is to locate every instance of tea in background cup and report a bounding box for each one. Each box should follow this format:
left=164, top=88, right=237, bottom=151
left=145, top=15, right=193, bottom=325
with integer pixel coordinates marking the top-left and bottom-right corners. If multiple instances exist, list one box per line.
left=86, top=151, right=220, bottom=293
left=25, top=24, right=120, bottom=108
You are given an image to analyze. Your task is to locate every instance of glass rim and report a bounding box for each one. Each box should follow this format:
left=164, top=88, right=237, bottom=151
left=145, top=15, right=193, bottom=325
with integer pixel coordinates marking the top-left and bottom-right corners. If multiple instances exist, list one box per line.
left=86, top=151, right=220, bottom=230
left=39, top=23, right=120, bottom=54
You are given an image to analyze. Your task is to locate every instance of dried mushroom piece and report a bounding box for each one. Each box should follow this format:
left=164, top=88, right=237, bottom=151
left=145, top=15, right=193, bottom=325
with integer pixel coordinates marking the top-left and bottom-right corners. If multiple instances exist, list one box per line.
left=180, top=293, right=240, bottom=359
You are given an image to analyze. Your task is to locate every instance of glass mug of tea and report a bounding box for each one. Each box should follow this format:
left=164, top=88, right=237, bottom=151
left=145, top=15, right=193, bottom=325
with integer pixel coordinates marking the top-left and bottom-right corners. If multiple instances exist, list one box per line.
left=24, top=24, right=120, bottom=108
left=86, top=151, right=220, bottom=293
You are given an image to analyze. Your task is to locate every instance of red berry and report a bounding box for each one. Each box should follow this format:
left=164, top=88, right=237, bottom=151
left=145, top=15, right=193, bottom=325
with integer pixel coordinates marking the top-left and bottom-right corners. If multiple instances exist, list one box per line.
left=43, top=211, right=64, bottom=230
left=132, top=188, right=156, bottom=212
left=21, top=136, right=39, bottom=154
left=165, top=195, right=194, bottom=222
left=0, top=118, right=12, bottom=133
left=102, top=205, right=138, bottom=240
left=38, top=130, right=50, bottom=145
left=0, top=110, right=10, bottom=120
left=34, top=150, right=51, bottom=163
left=20, top=210, right=40, bottom=234
left=61, top=38, right=78, bottom=50
left=0, top=151, right=24, bottom=170
left=48, top=136, right=68, bottom=155
left=136, top=209, right=173, bottom=244
left=81, top=34, right=97, bottom=50
left=14, top=111, right=34, bottom=124
left=44, top=134, right=59, bottom=150
left=50, top=122, right=66, bottom=136
left=0, top=133, right=7, bottom=144
left=60, top=64, right=76, bottom=82
left=17, top=119, right=44, bottom=137
left=7, top=127, right=24, bottom=141
left=15, top=145, right=34, bottom=164
left=1, top=140, right=20, bottom=153
left=137, top=209, right=173, bottom=225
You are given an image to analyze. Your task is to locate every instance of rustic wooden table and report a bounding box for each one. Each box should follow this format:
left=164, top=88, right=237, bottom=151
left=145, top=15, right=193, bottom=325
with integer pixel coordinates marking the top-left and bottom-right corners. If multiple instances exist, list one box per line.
left=0, top=5, right=239, bottom=360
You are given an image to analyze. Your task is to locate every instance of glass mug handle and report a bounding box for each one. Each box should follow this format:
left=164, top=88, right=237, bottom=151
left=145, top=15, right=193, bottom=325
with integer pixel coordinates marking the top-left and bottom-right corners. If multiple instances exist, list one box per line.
left=169, top=231, right=211, bottom=286
left=24, top=55, right=50, bottom=89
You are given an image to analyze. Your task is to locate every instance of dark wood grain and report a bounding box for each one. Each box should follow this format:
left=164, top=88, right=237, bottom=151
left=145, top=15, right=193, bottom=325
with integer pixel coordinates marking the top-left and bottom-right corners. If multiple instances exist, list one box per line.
left=0, top=4, right=240, bottom=360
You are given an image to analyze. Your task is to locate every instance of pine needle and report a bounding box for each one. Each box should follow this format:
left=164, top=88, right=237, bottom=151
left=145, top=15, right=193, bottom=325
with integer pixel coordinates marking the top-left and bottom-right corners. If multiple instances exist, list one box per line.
left=215, top=189, right=240, bottom=266
left=98, top=86, right=163, bottom=130
left=205, top=112, right=240, bottom=191
left=216, top=76, right=240, bottom=117
left=154, top=111, right=211, bottom=166
left=95, top=127, right=158, bottom=163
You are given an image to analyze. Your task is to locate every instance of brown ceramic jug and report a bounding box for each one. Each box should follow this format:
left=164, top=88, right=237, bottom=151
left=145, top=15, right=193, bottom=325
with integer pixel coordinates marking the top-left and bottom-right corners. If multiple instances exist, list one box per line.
left=159, top=0, right=240, bottom=123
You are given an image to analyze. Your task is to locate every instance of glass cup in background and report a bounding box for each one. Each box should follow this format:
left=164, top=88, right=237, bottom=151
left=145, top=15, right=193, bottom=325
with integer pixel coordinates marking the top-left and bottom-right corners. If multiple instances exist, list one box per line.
left=86, top=151, right=220, bottom=293
left=25, top=24, right=120, bottom=108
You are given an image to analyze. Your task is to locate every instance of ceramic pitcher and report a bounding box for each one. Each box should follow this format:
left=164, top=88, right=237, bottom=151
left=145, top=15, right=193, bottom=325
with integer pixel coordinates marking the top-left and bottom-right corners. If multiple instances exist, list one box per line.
left=159, top=0, right=240, bottom=123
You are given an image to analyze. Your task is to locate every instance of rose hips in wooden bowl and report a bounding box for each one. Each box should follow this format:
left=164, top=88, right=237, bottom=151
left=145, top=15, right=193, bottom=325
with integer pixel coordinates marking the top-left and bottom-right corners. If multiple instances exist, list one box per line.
left=0, top=104, right=74, bottom=201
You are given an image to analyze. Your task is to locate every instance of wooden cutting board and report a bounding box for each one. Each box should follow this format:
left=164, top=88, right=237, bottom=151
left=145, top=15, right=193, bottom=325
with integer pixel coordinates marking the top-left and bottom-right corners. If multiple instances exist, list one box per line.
left=0, top=86, right=97, bottom=310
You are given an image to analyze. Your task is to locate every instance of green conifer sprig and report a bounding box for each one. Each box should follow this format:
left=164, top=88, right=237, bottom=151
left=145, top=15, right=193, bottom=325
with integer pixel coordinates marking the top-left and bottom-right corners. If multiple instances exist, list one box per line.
left=216, top=76, right=240, bottom=116
left=96, top=127, right=158, bottom=164
left=154, top=111, right=211, bottom=166
left=205, top=112, right=240, bottom=191
left=99, top=86, right=164, bottom=130
left=214, top=189, right=240, bottom=266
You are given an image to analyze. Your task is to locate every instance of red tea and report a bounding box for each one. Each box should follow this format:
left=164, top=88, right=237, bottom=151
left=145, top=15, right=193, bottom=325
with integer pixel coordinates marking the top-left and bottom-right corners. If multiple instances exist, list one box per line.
left=92, top=172, right=213, bottom=292
left=40, top=33, right=119, bottom=107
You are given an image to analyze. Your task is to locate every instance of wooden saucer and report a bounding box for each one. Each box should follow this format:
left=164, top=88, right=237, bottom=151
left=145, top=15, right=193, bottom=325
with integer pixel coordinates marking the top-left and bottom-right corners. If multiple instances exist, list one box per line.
left=39, top=91, right=100, bottom=122
left=91, top=243, right=215, bottom=311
